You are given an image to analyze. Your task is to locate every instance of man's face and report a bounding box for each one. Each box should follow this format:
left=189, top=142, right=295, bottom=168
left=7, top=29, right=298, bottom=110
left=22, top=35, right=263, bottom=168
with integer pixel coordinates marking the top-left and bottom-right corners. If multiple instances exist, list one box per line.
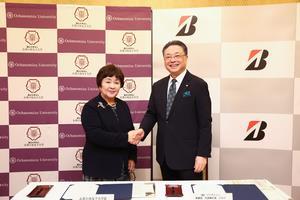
left=163, top=45, right=188, bottom=78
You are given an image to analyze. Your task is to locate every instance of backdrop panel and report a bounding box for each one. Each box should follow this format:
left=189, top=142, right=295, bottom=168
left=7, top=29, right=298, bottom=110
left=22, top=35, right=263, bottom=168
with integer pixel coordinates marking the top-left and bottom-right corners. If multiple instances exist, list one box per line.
left=153, top=3, right=299, bottom=200
left=0, top=3, right=152, bottom=199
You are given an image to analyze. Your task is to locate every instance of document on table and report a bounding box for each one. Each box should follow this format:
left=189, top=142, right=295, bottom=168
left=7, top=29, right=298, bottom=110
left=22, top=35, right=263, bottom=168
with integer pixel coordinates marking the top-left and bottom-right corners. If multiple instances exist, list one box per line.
left=132, top=182, right=155, bottom=198
left=60, top=183, right=99, bottom=200
left=191, top=183, right=226, bottom=194
left=191, top=184, right=232, bottom=200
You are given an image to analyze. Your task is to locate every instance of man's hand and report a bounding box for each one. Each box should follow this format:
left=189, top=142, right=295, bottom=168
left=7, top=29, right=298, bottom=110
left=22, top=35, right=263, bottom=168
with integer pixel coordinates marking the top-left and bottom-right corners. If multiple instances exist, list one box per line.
left=194, top=156, right=207, bottom=173
left=128, top=129, right=144, bottom=145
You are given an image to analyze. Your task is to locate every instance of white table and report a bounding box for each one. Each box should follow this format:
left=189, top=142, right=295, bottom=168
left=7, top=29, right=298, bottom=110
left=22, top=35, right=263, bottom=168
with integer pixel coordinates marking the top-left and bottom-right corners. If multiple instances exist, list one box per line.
left=11, top=179, right=291, bottom=200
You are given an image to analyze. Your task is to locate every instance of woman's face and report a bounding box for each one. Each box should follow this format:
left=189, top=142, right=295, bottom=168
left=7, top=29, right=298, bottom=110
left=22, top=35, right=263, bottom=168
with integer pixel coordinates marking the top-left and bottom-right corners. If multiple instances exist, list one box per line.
left=99, top=76, right=121, bottom=101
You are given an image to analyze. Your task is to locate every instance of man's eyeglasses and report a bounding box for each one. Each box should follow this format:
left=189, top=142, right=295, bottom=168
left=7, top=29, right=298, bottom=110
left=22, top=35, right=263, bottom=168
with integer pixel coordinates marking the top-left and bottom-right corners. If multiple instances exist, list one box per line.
left=164, top=54, right=186, bottom=61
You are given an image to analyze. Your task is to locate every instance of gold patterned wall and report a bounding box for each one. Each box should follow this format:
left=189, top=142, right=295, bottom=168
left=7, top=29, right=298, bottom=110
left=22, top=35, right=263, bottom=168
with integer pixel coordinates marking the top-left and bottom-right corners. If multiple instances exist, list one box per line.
left=2, top=0, right=299, bottom=7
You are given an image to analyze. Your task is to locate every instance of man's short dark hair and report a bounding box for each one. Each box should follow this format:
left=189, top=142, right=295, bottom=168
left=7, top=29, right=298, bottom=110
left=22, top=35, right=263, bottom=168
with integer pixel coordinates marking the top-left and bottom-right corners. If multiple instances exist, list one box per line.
left=96, top=64, right=124, bottom=88
left=162, top=40, right=188, bottom=56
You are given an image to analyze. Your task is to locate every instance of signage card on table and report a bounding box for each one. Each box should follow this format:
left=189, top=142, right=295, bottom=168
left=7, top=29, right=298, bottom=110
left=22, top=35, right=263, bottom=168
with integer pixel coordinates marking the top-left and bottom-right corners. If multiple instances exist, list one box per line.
left=193, top=193, right=233, bottom=200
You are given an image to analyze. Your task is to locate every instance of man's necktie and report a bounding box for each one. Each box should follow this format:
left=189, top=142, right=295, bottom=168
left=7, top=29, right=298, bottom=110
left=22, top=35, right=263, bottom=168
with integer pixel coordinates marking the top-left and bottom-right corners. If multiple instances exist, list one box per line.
left=166, top=79, right=177, bottom=118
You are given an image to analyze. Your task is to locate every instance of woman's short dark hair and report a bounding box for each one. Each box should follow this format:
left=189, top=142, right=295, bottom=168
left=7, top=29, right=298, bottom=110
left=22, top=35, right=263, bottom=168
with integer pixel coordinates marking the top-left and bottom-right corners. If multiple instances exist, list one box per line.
left=96, top=64, right=124, bottom=87
left=162, top=40, right=188, bottom=56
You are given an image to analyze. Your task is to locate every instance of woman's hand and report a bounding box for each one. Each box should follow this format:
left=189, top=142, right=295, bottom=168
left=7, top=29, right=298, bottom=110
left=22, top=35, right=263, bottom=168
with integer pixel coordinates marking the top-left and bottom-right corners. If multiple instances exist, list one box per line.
left=128, top=160, right=135, bottom=172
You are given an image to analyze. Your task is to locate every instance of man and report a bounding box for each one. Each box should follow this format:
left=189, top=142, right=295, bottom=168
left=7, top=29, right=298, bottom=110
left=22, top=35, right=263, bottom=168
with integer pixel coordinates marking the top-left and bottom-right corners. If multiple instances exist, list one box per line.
left=140, top=40, right=212, bottom=180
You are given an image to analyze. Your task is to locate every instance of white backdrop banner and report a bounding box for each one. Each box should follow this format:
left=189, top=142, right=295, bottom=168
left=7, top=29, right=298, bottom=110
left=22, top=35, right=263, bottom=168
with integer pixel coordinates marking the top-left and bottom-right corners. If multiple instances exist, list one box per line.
left=153, top=3, right=299, bottom=199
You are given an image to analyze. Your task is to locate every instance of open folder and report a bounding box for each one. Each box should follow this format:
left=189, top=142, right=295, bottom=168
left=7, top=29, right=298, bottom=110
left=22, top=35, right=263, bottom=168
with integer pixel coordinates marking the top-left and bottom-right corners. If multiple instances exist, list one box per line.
left=61, top=182, right=155, bottom=200
left=97, top=183, right=155, bottom=199
left=221, top=184, right=268, bottom=200
left=97, top=183, right=132, bottom=200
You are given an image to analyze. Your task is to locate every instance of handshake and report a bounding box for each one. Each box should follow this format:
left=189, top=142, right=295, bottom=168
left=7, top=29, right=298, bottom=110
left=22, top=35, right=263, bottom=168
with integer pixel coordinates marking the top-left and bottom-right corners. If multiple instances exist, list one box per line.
left=128, top=128, right=144, bottom=145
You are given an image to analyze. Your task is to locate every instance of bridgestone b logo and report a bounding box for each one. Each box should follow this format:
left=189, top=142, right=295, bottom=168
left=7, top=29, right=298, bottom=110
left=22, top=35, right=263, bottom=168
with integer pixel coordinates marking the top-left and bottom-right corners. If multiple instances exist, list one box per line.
left=176, top=16, right=197, bottom=36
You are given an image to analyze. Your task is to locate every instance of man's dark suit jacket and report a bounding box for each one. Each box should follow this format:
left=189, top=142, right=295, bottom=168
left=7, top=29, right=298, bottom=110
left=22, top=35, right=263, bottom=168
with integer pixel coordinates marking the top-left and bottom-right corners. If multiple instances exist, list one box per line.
left=140, top=71, right=212, bottom=170
left=81, top=95, right=136, bottom=178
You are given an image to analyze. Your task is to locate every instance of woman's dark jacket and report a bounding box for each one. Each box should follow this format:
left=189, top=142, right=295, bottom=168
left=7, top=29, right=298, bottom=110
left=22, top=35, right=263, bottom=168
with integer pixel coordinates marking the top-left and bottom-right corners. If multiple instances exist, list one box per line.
left=81, top=95, right=137, bottom=178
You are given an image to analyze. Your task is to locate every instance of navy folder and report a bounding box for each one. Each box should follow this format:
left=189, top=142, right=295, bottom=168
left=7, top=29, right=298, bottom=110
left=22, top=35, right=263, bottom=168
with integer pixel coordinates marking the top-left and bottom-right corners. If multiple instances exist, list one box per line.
left=221, top=184, right=268, bottom=200
left=96, top=183, right=132, bottom=200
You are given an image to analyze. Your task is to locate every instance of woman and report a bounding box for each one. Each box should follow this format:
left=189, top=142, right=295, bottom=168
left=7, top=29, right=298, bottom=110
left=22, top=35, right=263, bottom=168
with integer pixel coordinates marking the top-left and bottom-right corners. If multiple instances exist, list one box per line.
left=81, top=64, right=137, bottom=181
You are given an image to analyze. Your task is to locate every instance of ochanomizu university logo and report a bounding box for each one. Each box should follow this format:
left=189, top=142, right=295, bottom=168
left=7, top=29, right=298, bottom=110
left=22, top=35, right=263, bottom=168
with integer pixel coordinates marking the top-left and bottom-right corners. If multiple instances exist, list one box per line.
left=75, top=149, right=83, bottom=163
left=59, top=132, right=66, bottom=139
left=9, top=109, right=16, bottom=117
left=122, top=32, right=136, bottom=47
left=26, top=79, right=41, bottom=93
left=58, top=86, right=65, bottom=93
left=75, top=55, right=89, bottom=70
left=75, top=102, right=85, bottom=116
left=25, top=30, right=40, bottom=45
left=26, top=127, right=41, bottom=141
left=27, top=173, right=41, bottom=184
left=123, top=79, right=136, bottom=93
left=74, top=7, right=89, bottom=22
left=6, top=12, right=13, bottom=19
left=10, top=157, right=16, bottom=164
left=8, top=61, right=15, bottom=69
left=106, top=14, right=113, bottom=22
left=58, top=37, right=65, bottom=44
